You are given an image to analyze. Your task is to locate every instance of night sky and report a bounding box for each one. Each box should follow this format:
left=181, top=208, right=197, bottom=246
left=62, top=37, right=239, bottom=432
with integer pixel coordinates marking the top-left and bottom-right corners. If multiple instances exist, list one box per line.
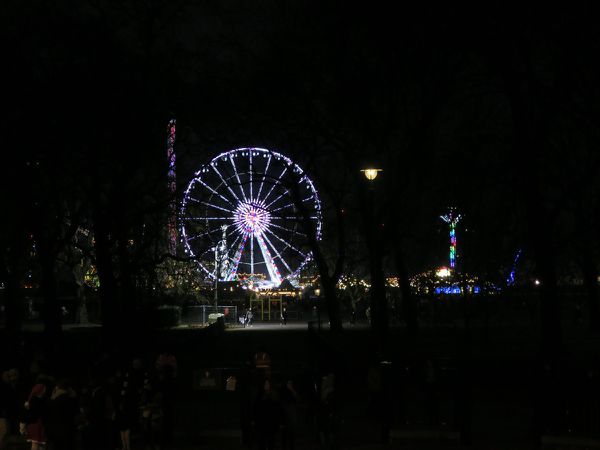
left=2, top=1, right=599, bottom=295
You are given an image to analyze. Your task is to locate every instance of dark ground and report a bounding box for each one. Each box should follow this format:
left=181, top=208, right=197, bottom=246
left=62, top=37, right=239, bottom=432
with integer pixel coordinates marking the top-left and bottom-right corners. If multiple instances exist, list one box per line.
left=3, top=315, right=600, bottom=449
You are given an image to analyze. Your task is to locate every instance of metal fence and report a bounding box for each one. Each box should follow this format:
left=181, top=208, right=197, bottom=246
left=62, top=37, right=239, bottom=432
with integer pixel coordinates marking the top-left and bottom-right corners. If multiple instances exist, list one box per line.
left=181, top=305, right=238, bottom=326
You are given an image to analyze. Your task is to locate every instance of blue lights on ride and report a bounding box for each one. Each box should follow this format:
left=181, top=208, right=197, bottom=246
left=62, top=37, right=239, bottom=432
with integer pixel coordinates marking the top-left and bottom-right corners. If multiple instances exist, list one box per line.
left=434, top=285, right=481, bottom=295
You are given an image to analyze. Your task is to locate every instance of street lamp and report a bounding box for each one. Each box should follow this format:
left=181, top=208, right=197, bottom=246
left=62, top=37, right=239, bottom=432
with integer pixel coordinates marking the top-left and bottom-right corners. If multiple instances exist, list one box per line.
left=361, top=166, right=387, bottom=353
left=361, top=168, right=382, bottom=181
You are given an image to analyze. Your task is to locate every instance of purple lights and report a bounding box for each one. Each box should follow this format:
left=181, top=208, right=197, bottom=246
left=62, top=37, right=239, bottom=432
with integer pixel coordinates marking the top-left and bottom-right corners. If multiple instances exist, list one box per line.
left=234, top=201, right=271, bottom=235
left=180, top=147, right=322, bottom=287
left=167, top=119, right=177, bottom=253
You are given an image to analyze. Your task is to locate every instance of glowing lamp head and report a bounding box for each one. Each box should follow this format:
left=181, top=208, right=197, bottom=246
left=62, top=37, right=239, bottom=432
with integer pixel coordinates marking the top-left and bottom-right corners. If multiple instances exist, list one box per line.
left=361, top=168, right=382, bottom=181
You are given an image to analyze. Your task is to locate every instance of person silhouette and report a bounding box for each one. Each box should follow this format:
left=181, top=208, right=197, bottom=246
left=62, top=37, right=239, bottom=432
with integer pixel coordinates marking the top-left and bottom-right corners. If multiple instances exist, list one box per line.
left=253, top=379, right=282, bottom=450
left=245, top=308, right=254, bottom=327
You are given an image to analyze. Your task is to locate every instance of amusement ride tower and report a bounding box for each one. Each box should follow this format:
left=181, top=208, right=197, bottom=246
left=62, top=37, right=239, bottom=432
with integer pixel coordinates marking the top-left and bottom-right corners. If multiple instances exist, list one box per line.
left=440, top=207, right=462, bottom=270
left=166, top=119, right=177, bottom=253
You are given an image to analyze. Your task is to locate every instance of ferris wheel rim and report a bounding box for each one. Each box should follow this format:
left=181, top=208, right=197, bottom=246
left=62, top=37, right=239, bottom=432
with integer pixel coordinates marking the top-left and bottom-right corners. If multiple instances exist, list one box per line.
left=180, top=147, right=322, bottom=284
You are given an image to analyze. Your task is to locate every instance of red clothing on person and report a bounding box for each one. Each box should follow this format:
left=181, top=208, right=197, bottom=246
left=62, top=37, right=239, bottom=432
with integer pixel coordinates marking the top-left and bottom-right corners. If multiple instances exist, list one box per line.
left=24, top=383, right=46, bottom=445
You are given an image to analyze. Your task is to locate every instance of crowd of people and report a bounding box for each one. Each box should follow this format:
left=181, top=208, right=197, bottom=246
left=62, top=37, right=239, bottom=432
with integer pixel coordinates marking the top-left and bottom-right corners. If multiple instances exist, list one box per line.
left=242, top=349, right=341, bottom=450
left=0, top=348, right=177, bottom=450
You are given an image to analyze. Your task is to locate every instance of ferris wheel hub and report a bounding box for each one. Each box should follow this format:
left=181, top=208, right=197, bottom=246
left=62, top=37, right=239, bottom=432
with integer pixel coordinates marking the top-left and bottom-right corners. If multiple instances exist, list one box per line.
left=234, top=201, right=271, bottom=235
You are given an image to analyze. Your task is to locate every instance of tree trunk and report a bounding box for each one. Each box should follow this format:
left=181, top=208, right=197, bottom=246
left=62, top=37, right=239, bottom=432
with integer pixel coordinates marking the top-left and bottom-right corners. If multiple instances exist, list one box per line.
left=498, top=48, right=563, bottom=356
left=357, top=181, right=387, bottom=352
left=581, top=245, right=600, bottom=332
left=310, top=244, right=342, bottom=331
left=367, top=223, right=388, bottom=353
left=2, top=237, right=26, bottom=338
left=288, top=172, right=343, bottom=332
left=3, top=271, right=23, bottom=336
left=483, top=18, right=566, bottom=356
left=39, top=244, right=62, bottom=342
left=117, top=236, right=136, bottom=329
left=534, top=234, right=561, bottom=353
left=321, top=272, right=342, bottom=332
left=395, top=247, right=418, bottom=337
left=94, top=217, right=122, bottom=345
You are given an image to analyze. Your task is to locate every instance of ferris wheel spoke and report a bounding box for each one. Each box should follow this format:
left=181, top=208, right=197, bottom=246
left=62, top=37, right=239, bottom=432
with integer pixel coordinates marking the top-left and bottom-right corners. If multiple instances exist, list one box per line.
left=195, top=179, right=237, bottom=208
left=255, top=155, right=272, bottom=201
left=265, top=191, right=289, bottom=210
left=182, top=216, right=222, bottom=221
left=250, top=233, right=255, bottom=277
left=260, top=231, right=294, bottom=275
left=264, top=227, right=307, bottom=259
left=229, top=155, right=248, bottom=202
left=225, top=233, right=248, bottom=281
left=271, top=200, right=317, bottom=215
left=268, top=221, right=305, bottom=237
left=249, top=151, right=253, bottom=201
left=256, top=232, right=282, bottom=285
left=194, top=217, right=235, bottom=221
left=181, top=215, right=203, bottom=221
left=185, top=230, right=211, bottom=242
left=221, top=230, right=241, bottom=257
left=184, top=196, right=204, bottom=205
left=270, top=215, right=318, bottom=220
left=260, top=167, right=288, bottom=205
left=271, top=201, right=294, bottom=213
left=210, top=164, right=242, bottom=204
left=201, top=201, right=233, bottom=214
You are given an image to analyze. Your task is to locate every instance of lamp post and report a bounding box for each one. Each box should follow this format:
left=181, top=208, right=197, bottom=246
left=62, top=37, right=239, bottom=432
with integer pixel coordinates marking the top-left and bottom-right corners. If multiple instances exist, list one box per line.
left=314, top=288, right=321, bottom=330
left=361, top=167, right=388, bottom=354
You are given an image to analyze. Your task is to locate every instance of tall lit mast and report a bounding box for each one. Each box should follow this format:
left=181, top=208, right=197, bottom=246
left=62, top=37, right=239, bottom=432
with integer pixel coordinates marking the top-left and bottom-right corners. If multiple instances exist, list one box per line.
left=440, top=207, right=462, bottom=269
left=167, top=119, right=177, bottom=253
left=507, top=249, right=522, bottom=286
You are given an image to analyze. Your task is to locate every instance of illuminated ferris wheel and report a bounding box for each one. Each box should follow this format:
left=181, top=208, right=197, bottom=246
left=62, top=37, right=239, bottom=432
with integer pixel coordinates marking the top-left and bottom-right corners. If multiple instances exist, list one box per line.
left=180, top=148, right=322, bottom=287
